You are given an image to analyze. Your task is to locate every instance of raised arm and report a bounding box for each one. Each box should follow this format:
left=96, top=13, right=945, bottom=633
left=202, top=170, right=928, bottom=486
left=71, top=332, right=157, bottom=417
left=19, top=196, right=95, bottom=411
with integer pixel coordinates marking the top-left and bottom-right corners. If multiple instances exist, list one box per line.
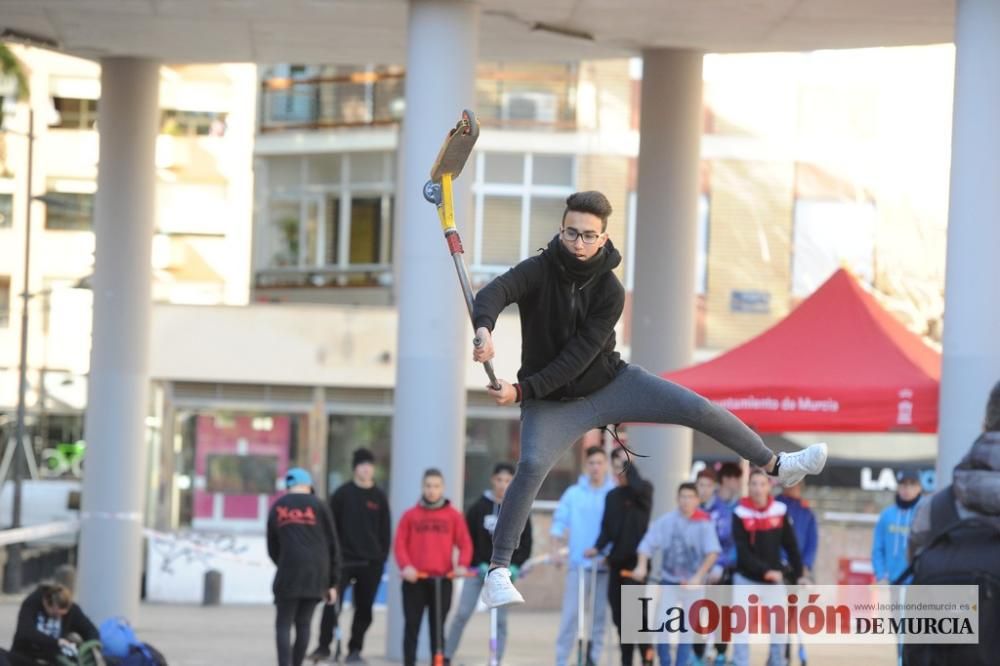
left=472, top=256, right=545, bottom=333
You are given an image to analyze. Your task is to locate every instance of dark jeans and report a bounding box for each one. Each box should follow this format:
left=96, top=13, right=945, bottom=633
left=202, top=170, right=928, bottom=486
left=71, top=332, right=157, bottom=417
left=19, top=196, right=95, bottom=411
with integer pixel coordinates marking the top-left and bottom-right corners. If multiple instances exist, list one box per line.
left=402, top=578, right=453, bottom=666
left=608, top=562, right=653, bottom=666
left=276, top=597, right=320, bottom=666
left=317, top=561, right=383, bottom=654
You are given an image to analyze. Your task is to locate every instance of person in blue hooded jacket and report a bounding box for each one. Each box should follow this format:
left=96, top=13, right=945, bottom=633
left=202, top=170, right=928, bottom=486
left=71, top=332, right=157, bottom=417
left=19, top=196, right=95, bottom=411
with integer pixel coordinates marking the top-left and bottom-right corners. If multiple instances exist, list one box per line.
left=550, top=445, right=615, bottom=666
left=777, top=480, right=818, bottom=579
left=871, top=470, right=923, bottom=583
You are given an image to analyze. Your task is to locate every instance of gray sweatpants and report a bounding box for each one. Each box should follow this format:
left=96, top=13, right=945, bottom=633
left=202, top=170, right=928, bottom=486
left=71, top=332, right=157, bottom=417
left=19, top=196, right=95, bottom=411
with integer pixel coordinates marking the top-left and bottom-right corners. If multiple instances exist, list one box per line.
left=492, top=364, right=775, bottom=568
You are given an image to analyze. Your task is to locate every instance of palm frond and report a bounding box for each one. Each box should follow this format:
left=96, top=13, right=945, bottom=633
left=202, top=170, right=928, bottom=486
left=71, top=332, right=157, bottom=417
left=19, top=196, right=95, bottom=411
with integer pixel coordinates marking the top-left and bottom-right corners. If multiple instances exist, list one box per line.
left=0, top=43, right=30, bottom=100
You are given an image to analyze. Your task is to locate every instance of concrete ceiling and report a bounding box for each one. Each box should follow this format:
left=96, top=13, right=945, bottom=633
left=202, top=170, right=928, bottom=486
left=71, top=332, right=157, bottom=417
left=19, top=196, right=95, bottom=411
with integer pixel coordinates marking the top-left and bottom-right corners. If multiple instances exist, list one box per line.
left=0, top=0, right=956, bottom=64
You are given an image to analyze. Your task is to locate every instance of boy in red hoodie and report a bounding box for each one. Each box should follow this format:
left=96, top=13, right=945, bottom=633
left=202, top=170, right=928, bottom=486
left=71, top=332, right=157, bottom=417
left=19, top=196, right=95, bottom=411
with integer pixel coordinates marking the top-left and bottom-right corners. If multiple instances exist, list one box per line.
left=394, top=468, right=473, bottom=666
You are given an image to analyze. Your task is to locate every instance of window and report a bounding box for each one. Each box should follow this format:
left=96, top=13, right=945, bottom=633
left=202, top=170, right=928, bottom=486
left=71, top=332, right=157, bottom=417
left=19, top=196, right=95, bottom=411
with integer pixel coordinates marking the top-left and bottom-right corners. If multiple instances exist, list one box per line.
left=44, top=192, right=94, bottom=231
left=265, top=199, right=301, bottom=267
left=473, top=152, right=575, bottom=274
left=206, top=454, right=278, bottom=494
left=161, top=110, right=228, bottom=137
left=0, top=193, right=11, bottom=228
left=0, top=276, right=9, bottom=328
left=476, top=62, right=578, bottom=128
left=52, top=98, right=98, bottom=130
left=258, top=153, right=394, bottom=276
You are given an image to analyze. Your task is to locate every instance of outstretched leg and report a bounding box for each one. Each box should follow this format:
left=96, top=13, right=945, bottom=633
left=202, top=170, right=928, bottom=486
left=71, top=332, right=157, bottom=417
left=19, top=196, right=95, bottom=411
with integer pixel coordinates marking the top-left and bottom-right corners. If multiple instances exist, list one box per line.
left=592, top=365, right=775, bottom=466
left=591, top=366, right=827, bottom=485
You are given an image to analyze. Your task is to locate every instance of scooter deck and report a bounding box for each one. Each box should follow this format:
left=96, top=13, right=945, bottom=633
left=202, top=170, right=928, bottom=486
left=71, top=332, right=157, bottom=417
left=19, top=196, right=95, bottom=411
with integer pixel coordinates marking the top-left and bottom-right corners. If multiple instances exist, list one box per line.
left=430, top=109, right=479, bottom=181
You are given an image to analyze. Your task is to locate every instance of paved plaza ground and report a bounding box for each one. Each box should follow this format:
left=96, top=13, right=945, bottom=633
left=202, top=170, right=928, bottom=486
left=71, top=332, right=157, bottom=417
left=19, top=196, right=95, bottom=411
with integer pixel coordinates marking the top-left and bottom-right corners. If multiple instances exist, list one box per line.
left=0, top=596, right=902, bottom=665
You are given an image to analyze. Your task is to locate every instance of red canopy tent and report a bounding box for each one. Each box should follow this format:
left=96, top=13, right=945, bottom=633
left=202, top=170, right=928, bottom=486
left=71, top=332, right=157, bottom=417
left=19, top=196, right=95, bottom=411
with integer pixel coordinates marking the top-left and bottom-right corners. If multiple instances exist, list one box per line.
left=662, top=269, right=940, bottom=433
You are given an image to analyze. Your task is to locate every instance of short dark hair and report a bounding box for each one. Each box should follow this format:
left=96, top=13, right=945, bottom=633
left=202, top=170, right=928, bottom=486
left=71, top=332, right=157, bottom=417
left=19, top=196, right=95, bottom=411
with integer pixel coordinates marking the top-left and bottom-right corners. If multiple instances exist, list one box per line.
left=678, top=482, right=698, bottom=496
left=696, top=468, right=717, bottom=483
left=718, top=462, right=743, bottom=480
left=492, top=462, right=516, bottom=476
left=748, top=467, right=769, bottom=481
left=985, top=380, right=1000, bottom=432
left=584, top=445, right=607, bottom=459
left=563, top=191, right=612, bottom=232
left=423, top=468, right=443, bottom=480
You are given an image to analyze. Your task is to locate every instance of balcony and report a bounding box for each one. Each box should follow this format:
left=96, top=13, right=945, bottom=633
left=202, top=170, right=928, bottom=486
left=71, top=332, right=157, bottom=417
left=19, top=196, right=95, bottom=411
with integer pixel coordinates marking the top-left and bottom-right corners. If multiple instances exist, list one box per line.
left=259, top=63, right=578, bottom=133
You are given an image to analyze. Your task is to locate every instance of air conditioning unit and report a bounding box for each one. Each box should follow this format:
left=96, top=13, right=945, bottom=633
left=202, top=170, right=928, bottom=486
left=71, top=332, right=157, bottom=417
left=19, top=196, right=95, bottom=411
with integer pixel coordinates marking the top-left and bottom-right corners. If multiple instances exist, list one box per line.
left=500, top=91, right=558, bottom=123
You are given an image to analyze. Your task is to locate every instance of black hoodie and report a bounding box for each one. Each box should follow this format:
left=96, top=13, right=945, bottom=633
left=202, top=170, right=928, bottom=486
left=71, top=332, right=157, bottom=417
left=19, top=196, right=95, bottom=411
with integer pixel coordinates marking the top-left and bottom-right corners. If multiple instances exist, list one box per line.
left=12, top=586, right=99, bottom=663
left=330, top=480, right=391, bottom=564
left=267, top=491, right=341, bottom=600
left=465, top=491, right=533, bottom=567
left=473, top=235, right=626, bottom=401
left=593, top=467, right=654, bottom=567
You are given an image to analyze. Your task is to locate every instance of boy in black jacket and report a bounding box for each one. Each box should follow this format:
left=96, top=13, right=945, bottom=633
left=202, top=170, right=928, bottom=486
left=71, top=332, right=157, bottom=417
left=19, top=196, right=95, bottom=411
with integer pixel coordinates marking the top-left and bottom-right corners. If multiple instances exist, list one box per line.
left=443, top=463, right=532, bottom=665
left=311, top=448, right=390, bottom=664
left=11, top=582, right=98, bottom=665
left=268, top=468, right=341, bottom=666
left=472, top=190, right=828, bottom=608
left=584, top=447, right=653, bottom=666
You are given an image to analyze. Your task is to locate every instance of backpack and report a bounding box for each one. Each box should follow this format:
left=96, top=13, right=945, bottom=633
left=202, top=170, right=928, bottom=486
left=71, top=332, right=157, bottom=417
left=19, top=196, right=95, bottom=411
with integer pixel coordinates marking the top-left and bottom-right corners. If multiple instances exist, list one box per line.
left=897, top=485, right=1000, bottom=665
left=99, top=618, right=163, bottom=665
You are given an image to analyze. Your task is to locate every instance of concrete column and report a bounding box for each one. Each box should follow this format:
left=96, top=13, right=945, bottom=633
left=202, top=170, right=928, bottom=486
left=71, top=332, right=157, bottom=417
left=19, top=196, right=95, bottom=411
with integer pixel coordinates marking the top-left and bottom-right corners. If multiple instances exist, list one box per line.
left=387, top=1, right=479, bottom=659
left=153, top=382, right=176, bottom=532
left=309, top=387, right=329, bottom=498
left=629, top=50, right=704, bottom=516
left=938, top=0, right=1000, bottom=483
left=77, top=58, right=159, bottom=623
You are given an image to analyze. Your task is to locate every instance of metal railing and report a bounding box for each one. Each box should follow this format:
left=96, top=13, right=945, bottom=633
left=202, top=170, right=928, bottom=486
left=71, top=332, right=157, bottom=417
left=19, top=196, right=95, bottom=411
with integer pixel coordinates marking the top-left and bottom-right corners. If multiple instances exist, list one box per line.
left=260, top=71, right=405, bottom=133
left=254, top=264, right=393, bottom=289
left=259, top=65, right=578, bottom=133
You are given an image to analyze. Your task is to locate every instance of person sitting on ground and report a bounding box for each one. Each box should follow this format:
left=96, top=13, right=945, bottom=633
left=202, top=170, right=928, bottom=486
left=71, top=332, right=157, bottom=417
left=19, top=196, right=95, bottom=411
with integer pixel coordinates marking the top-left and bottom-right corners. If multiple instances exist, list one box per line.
left=10, top=582, right=99, bottom=665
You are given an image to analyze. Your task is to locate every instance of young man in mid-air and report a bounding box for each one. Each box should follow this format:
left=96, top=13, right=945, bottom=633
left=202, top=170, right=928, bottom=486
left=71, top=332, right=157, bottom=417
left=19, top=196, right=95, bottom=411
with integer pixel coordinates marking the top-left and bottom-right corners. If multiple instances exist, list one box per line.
left=472, top=191, right=828, bottom=608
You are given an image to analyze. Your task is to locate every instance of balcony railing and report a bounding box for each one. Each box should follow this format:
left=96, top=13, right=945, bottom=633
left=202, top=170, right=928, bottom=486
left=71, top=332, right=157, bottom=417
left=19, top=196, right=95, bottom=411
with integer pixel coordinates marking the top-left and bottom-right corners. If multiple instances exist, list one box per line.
left=259, top=64, right=578, bottom=133
left=260, top=70, right=406, bottom=133
left=254, top=265, right=393, bottom=289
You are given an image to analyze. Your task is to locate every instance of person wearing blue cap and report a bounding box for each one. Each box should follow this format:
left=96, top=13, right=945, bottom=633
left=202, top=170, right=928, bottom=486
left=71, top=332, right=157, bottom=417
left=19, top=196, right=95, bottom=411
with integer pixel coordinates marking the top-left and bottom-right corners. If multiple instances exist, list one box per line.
left=267, top=467, right=341, bottom=666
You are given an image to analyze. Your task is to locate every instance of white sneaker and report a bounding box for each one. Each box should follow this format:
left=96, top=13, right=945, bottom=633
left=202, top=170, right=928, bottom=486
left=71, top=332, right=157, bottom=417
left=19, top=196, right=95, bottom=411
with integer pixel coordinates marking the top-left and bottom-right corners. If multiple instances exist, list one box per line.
left=776, top=442, right=828, bottom=487
left=480, top=567, right=525, bottom=608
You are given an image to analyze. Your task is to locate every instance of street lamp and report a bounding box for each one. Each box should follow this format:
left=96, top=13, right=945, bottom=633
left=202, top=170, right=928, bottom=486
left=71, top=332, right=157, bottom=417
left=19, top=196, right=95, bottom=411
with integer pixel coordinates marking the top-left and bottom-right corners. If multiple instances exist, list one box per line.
left=0, top=107, right=35, bottom=593
left=1, top=105, right=93, bottom=592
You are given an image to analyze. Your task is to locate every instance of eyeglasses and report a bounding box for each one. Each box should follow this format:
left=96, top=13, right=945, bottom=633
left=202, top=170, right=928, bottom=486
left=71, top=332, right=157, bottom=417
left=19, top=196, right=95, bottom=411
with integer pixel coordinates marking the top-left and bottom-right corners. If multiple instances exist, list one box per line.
left=561, top=227, right=602, bottom=245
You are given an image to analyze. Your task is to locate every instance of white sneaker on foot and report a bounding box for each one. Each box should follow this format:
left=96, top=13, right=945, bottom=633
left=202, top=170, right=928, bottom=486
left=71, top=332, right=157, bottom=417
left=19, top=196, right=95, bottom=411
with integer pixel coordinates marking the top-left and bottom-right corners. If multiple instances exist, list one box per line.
left=480, top=567, right=525, bottom=608
left=776, top=442, right=828, bottom=487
